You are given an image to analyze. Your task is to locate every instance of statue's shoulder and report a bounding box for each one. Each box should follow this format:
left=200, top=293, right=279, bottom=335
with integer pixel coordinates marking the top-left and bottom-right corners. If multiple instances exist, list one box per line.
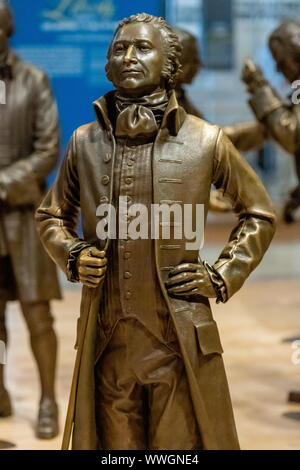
left=182, top=114, right=221, bottom=145
left=75, top=121, right=99, bottom=135
left=74, top=121, right=104, bottom=144
left=12, top=51, right=49, bottom=84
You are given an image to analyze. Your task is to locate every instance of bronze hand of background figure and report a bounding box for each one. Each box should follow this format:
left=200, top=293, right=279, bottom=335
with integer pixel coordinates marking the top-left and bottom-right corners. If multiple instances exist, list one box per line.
left=165, top=262, right=217, bottom=298
left=77, top=247, right=107, bottom=288
left=242, top=59, right=268, bottom=94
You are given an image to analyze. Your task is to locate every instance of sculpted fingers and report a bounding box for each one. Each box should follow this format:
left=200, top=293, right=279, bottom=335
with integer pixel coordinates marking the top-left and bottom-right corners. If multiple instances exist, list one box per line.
left=78, top=256, right=107, bottom=268
left=165, top=271, right=196, bottom=287
left=168, top=280, right=198, bottom=294
left=242, top=59, right=256, bottom=82
left=77, top=247, right=108, bottom=287
left=169, top=263, right=198, bottom=276
left=79, top=271, right=106, bottom=286
left=89, top=247, right=106, bottom=258
left=78, top=265, right=107, bottom=278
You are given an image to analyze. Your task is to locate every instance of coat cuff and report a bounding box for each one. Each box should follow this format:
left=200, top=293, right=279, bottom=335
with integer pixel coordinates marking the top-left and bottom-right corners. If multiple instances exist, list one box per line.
left=204, top=261, right=228, bottom=304
left=249, top=85, right=283, bottom=121
left=67, top=242, right=92, bottom=283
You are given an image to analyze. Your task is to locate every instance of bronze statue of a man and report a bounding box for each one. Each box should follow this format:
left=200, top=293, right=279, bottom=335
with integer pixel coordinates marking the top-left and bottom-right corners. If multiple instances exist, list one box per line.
left=37, top=13, right=276, bottom=450
left=0, top=1, right=61, bottom=438
left=226, top=21, right=300, bottom=223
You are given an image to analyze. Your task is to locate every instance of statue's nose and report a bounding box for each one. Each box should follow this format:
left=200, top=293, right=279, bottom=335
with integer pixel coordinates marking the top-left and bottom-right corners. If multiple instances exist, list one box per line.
left=123, top=45, right=138, bottom=64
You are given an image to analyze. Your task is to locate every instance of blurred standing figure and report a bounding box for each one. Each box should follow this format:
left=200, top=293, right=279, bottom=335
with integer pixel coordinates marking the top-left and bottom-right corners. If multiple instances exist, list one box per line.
left=174, top=27, right=231, bottom=212
left=0, top=1, right=61, bottom=438
left=227, top=21, right=300, bottom=224
left=173, top=27, right=204, bottom=118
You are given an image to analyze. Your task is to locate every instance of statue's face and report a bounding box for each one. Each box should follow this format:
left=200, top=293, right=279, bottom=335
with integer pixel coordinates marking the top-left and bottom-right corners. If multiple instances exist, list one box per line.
left=270, top=39, right=300, bottom=83
left=0, top=9, right=10, bottom=54
left=108, top=22, right=165, bottom=96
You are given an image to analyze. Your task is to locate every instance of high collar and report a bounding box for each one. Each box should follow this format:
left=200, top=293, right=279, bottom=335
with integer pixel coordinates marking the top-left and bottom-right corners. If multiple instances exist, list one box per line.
left=93, top=89, right=186, bottom=136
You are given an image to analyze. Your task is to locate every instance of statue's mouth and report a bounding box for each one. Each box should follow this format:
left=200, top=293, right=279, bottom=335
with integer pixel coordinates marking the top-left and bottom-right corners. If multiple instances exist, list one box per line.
left=121, top=69, right=142, bottom=76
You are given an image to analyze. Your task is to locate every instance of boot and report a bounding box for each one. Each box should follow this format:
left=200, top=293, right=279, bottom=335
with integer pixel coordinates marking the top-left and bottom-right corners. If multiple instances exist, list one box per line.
left=36, top=397, right=59, bottom=440
left=20, top=302, right=58, bottom=439
left=0, top=388, right=12, bottom=417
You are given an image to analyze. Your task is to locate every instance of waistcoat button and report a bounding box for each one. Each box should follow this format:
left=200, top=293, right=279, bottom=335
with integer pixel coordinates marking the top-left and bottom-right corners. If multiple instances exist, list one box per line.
left=100, top=196, right=109, bottom=204
left=101, top=175, right=110, bottom=185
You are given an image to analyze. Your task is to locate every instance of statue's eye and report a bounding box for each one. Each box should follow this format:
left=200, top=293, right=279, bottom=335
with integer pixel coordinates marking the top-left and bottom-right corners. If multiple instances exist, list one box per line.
left=114, top=44, right=125, bottom=54
left=137, top=44, right=151, bottom=52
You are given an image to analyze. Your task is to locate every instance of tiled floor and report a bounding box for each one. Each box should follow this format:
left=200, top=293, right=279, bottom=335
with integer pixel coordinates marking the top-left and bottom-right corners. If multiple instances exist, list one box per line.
left=0, top=219, right=299, bottom=450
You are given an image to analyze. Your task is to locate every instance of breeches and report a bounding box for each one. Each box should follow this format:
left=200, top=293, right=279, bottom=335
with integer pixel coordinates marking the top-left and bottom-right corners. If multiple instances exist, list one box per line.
left=95, top=318, right=202, bottom=450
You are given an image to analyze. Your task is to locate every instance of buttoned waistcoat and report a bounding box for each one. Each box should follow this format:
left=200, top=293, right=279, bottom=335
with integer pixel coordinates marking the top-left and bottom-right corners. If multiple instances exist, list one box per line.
left=36, top=90, right=276, bottom=450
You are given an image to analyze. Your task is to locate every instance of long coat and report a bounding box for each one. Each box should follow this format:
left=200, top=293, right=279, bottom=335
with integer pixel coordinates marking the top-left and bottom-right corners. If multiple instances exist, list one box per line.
left=36, top=91, right=276, bottom=450
left=0, top=51, right=61, bottom=301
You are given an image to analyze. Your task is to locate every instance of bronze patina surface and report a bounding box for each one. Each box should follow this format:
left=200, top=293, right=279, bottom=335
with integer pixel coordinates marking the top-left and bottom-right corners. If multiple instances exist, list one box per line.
left=226, top=21, right=300, bottom=223
left=0, top=1, right=61, bottom=439
left=37, top=13, right=276, bottom=450
left=174, top=27, right=231, bottom=213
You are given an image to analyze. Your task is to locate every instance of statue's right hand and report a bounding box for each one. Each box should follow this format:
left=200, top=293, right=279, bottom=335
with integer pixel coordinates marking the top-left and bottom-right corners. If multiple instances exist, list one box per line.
left=241, top=59, right=266, bottom=93
left=77, top=247, right=107, bottom=288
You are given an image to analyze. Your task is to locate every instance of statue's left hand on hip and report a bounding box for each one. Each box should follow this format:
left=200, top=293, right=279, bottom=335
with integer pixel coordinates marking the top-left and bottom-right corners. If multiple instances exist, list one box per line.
left=165, top=262, right=217, bottom=298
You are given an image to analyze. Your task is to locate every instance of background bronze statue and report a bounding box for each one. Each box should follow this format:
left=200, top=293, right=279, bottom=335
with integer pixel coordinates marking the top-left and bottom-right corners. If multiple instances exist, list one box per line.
left=173, top=27, right=204, bottom=119
left=0, top=1, right=61, bottom=439
left=242, top=21, right=300, bottom=404
left=37, top=13, right=276, bottom=450
left=174, top=27, right=231, bottom=213
left=226, top=20, right=300, bottom=224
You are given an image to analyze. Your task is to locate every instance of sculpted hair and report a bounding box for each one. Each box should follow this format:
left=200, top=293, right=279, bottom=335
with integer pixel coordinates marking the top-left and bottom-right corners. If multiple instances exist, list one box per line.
left=269, top=21, right=300, bottom=62
left=0, top=1, right=14, bottom=37
left=106, top=13, right=182, bottom=90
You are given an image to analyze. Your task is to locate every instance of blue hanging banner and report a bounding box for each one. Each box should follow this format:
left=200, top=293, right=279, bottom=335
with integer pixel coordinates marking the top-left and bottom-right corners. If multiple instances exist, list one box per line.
left=9, top=0, right=164, bottom=151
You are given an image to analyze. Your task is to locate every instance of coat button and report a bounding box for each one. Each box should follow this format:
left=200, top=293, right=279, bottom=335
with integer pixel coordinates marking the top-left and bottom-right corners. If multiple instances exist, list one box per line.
left=100, top=196, right=109, bottom=204
left=124, top=271, right=132, bottom=279
left=125, top=291, right=132, bottom=300
left=127, top=156, right=135, bottom=167
left=104, top=153, right=111, bottom=163
left=101, top=175, right=110, bottom=185
left=125, top=177, right=133, bottom=185
left=124, top=251, right=131, bottom=260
